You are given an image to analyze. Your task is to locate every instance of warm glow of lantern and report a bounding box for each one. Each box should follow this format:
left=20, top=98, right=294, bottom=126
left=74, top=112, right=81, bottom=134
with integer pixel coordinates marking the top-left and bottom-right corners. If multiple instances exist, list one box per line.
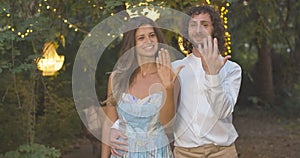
left=37, top=42, right=64, bottom=76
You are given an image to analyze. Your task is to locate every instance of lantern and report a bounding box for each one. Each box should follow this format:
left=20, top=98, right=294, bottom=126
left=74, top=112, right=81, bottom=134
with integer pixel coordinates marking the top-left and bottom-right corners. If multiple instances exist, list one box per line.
left=37, top=42, right=65, bottom=76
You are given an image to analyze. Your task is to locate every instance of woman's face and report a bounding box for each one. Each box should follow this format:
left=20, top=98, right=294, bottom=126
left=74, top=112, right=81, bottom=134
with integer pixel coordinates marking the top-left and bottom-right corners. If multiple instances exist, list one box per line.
left=135, top=24, right=158, bottom=58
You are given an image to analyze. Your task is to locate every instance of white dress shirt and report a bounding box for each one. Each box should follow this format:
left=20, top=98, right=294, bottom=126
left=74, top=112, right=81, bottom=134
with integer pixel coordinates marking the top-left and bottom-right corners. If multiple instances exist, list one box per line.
left=171, top=53, right=242, bottom=147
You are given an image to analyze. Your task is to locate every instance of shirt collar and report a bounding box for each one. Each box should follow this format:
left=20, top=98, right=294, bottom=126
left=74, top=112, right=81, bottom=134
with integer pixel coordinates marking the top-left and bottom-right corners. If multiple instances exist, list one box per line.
left=188, top=53, right=202, bottom=65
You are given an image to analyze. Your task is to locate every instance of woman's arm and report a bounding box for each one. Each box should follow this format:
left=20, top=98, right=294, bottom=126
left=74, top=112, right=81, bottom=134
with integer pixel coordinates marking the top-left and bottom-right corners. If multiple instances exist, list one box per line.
left=159, top=83, right=175, bottom=125
left=101, top=74, right=118, bottom=158
left=156, top=49, right=183, bottom=125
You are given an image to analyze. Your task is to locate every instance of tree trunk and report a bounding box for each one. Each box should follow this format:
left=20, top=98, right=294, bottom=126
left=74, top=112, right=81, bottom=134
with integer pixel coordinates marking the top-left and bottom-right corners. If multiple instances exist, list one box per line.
left=290, top=5, right=300, bottom=88
left=291, top=0, right=300, bottom=63
left=294, top=15, right=300, bottom=66
left=256, top=40, right=275, bottom=105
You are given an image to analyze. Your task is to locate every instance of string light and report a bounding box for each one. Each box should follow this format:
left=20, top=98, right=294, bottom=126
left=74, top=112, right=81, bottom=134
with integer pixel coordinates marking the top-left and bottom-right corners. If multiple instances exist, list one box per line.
left=2, top=0, right=90, bottom=39
left=2, top=7, right=34, bottom=38
left=86, top=0, right=103, bottom=11
left=40, top=1, right=89, bottom=34
left=2, top=0, right=232, bottom=42
left=221, top=2, right=231, bottom=55
left=5, top=21, right=34, bottom=38
left=2, top=6, right=33, bottom=38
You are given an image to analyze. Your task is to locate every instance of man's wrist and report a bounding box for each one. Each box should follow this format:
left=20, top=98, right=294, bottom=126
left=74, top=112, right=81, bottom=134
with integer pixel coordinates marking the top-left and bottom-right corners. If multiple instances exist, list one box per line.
left=205, top=74, right=221, bottom=88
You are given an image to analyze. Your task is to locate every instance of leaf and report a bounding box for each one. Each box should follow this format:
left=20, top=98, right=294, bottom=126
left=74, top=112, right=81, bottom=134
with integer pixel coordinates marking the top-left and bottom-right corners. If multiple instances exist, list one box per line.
left=4, top=150, right=21, bottom=158
left=25, top=54, right=41, bottom=62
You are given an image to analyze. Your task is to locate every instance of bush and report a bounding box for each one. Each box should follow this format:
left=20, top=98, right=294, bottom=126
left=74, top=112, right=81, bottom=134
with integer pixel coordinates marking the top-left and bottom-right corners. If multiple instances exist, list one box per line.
left=0, top=143, right=61, bottom=158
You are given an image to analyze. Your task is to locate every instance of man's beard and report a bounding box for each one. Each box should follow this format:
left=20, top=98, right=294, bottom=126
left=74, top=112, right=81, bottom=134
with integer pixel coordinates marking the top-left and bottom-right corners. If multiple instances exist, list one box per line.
left=189, top=31, right=210, bottom=49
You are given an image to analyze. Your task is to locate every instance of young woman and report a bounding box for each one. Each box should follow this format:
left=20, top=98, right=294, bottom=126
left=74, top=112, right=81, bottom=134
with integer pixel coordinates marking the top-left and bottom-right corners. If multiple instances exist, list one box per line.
left=101, top=16, right=181, bottom=158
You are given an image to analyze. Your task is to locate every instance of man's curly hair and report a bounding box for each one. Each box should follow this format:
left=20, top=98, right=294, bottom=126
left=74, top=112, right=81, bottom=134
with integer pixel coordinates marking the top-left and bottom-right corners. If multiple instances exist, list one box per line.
left=181, top=5, right=226, bottom=56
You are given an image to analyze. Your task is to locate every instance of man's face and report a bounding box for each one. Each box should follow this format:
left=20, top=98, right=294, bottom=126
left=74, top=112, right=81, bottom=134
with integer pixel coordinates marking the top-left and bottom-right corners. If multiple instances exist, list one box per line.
left=188, top=13, right=214, bottom=46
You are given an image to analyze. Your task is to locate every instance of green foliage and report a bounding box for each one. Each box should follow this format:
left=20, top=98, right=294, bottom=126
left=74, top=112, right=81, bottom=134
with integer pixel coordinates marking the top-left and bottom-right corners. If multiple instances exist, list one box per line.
left=34, top=77, right=82, bottom=148
left=35, top=94, right=82, bottom=148
left=0, top=72, right=82, bottom=153
left=280, top=82, right=300, bottom=115
left=1, top=1, right=299, bottom=157
left=0, top=102, right=28, bottom=152
left=0, top=74, right=35, bottom=152
left=105, top=0, right=125, bottom=9
left=229, top=0, right=300, bottom=104
left=0, top=143, right=61, bottom=158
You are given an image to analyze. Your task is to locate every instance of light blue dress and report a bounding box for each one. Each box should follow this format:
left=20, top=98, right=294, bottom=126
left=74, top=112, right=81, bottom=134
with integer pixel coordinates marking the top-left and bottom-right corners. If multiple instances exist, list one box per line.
left=111, top=92, right=174, bottom=158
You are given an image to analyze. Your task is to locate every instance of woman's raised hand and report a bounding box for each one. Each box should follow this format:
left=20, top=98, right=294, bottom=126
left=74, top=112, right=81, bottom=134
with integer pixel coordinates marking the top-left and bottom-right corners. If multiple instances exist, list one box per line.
left=156, top=48, right=184, bottom=89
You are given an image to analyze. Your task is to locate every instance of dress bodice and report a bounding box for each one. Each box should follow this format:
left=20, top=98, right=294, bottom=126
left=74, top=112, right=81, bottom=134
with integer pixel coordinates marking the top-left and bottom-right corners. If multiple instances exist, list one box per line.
left=116, top=92, right=169, bottom=152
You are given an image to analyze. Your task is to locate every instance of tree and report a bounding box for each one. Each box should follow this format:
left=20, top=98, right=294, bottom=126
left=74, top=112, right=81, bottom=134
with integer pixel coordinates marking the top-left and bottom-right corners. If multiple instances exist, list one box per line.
left=0, top=0, right=235, bottom=153
left=229, top=0, right=300, bottom=106
left=0, top=0, right=101, bottom=152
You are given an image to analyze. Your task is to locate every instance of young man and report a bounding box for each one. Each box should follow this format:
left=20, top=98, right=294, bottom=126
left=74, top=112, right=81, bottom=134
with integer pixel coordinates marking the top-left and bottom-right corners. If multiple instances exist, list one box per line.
left=107, top=5, right=242, bottom=158
left=171, top=5, right=241, bottom=158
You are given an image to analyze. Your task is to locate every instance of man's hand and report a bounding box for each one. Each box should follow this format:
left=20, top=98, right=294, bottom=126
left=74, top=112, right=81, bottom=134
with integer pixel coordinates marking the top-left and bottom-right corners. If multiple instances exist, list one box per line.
left=109, top=128, right=128, bottom=157
left=198, top=36, right=231, bottom=75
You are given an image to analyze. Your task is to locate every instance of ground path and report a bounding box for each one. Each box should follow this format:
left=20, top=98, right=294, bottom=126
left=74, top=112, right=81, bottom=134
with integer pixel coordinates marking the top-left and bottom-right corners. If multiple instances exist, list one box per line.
left=63, top=106, right=300, bottom=158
